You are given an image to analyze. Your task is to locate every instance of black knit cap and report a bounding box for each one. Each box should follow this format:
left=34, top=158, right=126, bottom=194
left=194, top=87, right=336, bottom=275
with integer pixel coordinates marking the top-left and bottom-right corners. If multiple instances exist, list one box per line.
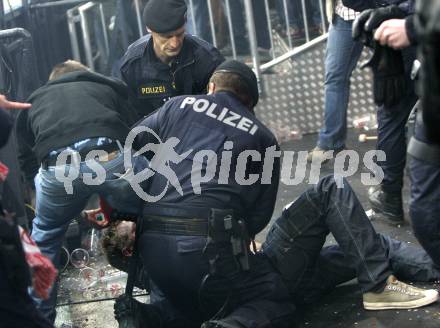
left=214, top=60, right=259, bottom=107
left=143, top=0, right=187, bottom=33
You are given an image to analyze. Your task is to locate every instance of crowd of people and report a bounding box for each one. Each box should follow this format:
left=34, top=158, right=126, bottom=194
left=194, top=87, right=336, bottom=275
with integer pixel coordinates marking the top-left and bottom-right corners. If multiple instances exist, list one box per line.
left=0, top=0, right=440, bottom=327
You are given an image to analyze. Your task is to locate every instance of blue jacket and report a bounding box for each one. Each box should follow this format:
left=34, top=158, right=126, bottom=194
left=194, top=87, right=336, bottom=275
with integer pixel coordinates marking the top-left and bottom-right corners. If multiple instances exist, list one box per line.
left=135, top=92, right=280, bottom=236
left=118, top=34, right=224, bottom=119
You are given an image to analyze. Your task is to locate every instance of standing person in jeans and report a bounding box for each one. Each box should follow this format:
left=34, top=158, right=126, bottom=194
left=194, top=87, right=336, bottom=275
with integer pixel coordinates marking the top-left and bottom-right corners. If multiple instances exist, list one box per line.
left=309, top=0, right=417, bottom=225
left=15, top=60, right=141, bottom=324
left=308, top=0, right=362, bottom=162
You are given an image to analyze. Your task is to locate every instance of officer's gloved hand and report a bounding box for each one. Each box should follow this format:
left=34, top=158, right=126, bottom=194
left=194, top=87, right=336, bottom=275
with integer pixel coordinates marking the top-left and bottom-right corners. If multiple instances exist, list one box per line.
left=114, top=294, right=162, bottom=328
left=362, top=44, right=406, bottom=108
left=353, top=5, right=407, bottom=44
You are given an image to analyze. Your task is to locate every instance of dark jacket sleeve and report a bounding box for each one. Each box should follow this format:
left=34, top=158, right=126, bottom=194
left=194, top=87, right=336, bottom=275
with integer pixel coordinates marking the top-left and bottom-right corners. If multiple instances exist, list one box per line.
left=0, top=108, right=13, bottom=148
left=15, top=110, right=39, bottom=184
left=405, top=15, right=418, bottom=45
left=342, top=0, right=414, bottom=12
left=247, top=143, right=281, bottom=236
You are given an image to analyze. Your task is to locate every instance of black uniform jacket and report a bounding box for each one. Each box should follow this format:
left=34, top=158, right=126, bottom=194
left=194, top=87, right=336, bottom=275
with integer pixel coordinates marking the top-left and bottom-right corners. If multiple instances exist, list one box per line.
left=118, top=34, right=224, bottom=119
left=134, top=92, right=280, bottom=236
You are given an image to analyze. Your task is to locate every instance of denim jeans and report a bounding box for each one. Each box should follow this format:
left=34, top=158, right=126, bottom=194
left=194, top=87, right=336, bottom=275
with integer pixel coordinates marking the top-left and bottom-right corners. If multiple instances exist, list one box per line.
left=376, top=46, right=417, bottom=194
left=30, top=153, right=142, bottom=323
left=229, top=0, right=271, bottom=50
left=317, top=16, right=363, bottom=150
left=409, top=117, right=440, bottom=267
left=275, top=0, right=322, bottom=29
left=294, top=234, right=440, bottom=304
left=263, top=175, right=392, bottom=298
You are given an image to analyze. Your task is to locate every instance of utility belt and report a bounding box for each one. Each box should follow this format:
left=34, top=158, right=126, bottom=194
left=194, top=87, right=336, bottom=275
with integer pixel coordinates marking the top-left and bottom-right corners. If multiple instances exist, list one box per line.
left=142, top=208, right=251, bottom=273
left=41, top=144, right=120, bottom=169
left=143, top=215, right=208, bottom=236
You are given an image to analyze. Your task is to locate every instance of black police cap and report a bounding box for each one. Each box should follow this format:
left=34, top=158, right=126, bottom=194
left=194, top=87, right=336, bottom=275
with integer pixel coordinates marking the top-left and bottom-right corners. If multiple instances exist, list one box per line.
left=214, top=60, right=259, bottom=107
left=143, top=0, right=187, bottom=34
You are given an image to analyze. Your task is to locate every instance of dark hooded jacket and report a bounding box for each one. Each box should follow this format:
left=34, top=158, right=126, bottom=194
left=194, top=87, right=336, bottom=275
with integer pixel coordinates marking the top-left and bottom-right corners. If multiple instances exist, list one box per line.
left=16, top=70, right=137, bottom=181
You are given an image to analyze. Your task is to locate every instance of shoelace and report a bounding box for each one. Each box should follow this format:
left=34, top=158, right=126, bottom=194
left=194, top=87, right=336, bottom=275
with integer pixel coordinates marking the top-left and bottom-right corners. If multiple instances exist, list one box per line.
left=387, top=279, right=422, bottom=296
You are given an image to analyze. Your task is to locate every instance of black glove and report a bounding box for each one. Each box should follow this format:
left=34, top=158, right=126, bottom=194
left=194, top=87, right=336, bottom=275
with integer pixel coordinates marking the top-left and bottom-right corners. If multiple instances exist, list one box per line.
left=362, top=43, right=406, bottom=108
left=114, top=294, right=163, bottom=328
left=353, top=5, right=407, bottom=43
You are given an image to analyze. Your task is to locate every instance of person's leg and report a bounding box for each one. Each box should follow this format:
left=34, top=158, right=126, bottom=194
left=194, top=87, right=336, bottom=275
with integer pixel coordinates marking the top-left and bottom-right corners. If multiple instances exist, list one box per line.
left=293, top=233, right=440, bottom=305
left=370, top=46, right=417, bottom=222
left=264, top=175, right=391, bottom=295
left=316, top=17, right=363, bottom=152
left=227, top=0, right=249, bottom=54
left=409, top=118, right=440, bottom=267
left=252, top=0, right=271, bottom=50
left=30, top=167, right=90, bottom=322
left=201, top=253, right=296, bottom=328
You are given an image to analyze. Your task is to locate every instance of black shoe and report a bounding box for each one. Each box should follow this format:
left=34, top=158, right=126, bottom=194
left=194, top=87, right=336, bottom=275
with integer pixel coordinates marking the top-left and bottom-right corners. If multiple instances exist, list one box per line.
left=368, top=186, right=404, bottom=225
left=201, top=319, right=245, bottom=328
left=114, top=294, right=162, bottom=328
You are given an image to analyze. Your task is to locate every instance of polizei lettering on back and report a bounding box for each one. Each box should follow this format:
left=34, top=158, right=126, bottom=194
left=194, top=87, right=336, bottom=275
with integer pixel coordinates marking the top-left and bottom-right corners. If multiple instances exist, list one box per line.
left=180, top=97, right=259, bottom=135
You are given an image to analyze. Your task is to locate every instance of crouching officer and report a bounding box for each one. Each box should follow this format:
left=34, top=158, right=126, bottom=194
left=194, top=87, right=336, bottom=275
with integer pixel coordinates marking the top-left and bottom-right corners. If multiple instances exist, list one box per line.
left=117, top=0, right=224, bottom=119
left=115, top=60, right=296, bottom=328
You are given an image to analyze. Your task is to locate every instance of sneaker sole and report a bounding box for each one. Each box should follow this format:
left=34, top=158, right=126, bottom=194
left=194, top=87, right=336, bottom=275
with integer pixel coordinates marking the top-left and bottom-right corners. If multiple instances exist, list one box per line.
left=363, top=290, right=439, bottom=310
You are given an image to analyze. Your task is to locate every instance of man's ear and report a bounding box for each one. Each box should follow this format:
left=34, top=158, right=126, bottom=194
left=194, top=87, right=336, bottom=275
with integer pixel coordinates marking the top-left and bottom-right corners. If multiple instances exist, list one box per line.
left=207, top=82, right=216, bottom=95
left=122, top=246, right=133, bottom=257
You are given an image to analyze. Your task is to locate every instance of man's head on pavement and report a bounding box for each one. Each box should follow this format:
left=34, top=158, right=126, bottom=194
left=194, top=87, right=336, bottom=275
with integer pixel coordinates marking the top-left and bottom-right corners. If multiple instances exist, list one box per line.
left=101, top=221, right=136, bottom=272
left=143, top=0, right=187, bottom=64
left=48, top=60, right=89, bottom=81
left=209, top=60, right=259, bottom=109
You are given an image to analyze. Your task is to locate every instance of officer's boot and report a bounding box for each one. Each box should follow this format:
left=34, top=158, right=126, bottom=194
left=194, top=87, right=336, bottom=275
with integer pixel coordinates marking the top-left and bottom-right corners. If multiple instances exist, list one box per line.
left=114, top=294, right=162, bottom=328
left=368, top=186, right=404, bottom=225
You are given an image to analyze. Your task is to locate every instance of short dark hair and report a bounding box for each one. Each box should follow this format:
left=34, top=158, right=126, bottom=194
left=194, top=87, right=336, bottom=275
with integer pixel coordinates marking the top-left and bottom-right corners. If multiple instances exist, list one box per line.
left=209, top=72, right=254, bottom=109
left=101, top=222, right=132, bottom=272
left=49, top=60, right=89, bottom=81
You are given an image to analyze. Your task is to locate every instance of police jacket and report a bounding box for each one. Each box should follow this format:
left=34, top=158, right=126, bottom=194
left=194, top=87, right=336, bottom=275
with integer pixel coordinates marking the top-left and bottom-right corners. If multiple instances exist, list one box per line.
left=16, top=71, right=137, bottom=182
left=341, top=0, right=414, bottom=13
left=135, top=92, right=280, bottom=236
left=118, top=34, right=224, bottom=119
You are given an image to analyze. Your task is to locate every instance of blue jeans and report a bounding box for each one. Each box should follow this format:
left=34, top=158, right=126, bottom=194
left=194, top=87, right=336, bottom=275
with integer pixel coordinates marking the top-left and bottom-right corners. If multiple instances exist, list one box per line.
left=229, top=0, right=271, bottom=50
left=317, top=16, right=363, bottom=150
left=185, top=0, right=212, bottom=43
left=30, top=153, right=142, bottom=323
left=263, top=175, right=392, bottom=295
left=275, top=0, right=322, bottom=29
left=295, top=234, right=440, bottom=304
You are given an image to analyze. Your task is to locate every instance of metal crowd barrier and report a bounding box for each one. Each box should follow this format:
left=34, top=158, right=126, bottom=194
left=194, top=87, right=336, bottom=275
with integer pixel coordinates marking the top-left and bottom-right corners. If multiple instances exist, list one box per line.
left=67, top=1, right=109, bottom=71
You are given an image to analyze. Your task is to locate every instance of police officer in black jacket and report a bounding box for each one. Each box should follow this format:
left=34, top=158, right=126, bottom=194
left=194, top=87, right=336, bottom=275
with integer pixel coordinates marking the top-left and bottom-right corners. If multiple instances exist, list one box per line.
left=117, top=0, right=225, bottom=119
left=353, top=0, right=440, bottom=268
left=119, top=60, right=295, bottom=328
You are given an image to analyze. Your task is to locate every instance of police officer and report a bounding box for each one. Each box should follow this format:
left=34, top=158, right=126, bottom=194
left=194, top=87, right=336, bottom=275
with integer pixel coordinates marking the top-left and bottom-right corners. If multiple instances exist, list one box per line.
left=353, top=1, right=440, bottom=265
left=117, top=0, right=224, bottom=119
left=346, top=0, right=417, bottom=225
left=120, top=60, right=296, bottom=328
